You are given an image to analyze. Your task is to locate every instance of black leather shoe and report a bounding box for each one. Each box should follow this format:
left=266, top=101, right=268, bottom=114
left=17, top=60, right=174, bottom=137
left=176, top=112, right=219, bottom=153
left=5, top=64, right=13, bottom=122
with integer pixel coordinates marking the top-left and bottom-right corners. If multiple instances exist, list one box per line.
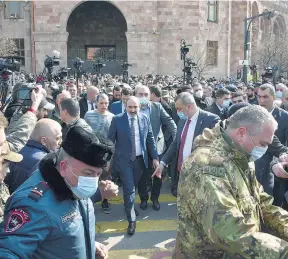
left=135, top=209, right=139, bottom=217
left=140, top=200, right=148, bottom=210
left=127, top=221, right=136, bottom=235
left=172, top=187, right=177, bottom=197
left=152, top=200, right=160, bottom=211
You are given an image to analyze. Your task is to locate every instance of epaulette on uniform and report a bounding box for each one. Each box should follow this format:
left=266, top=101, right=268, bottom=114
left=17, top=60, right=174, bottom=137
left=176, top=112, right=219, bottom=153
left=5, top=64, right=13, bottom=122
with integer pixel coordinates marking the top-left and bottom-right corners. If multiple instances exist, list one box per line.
left=28, top=181, right=50, bottom=202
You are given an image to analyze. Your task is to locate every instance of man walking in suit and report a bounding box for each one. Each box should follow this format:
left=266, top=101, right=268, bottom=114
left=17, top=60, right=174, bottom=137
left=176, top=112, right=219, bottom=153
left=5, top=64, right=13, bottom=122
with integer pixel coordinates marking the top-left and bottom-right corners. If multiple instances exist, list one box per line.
left=109, top=88, right=131, bottom=115
left=256, top=83, right=288, bottom=206
left=108, top=96, right=159, bottom=235
left=154, top=92, right=220, bottom=196
left=205, top=88, right=231, bottom=120
left=135, top=85, right=176, bottom=211
left=79, top=86, right=99, bottom=118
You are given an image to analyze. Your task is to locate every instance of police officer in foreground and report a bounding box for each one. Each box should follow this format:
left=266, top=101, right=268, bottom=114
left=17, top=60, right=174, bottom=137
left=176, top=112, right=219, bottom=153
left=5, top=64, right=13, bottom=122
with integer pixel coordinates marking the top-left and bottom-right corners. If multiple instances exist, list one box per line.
left=175, top=105, right=288, bottom=258
left=0, top=126, right=114, bottom=259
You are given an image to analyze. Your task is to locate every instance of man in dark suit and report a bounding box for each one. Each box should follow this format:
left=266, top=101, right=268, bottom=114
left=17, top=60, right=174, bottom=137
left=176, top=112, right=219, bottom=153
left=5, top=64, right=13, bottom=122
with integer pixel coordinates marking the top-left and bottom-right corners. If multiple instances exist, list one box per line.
left=192, top=83, right=208, bottom=110
left=255, top=84, right=288, bottom=206
left=205, top=88, right=231, bottom=120
left=78, top=86, right=99, bottom=118
left=108, top=96, right=159, bottom=235
left=135, top=85, right=176, bottom=211
left=109, top=88, right=131, bottom=115
left=154, top=92, right=220, bottom=196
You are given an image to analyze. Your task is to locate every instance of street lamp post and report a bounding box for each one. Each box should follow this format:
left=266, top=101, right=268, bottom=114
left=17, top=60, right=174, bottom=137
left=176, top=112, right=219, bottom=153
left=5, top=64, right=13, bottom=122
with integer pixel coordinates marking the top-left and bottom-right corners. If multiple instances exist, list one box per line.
left=243, top=9, right=275, bottom=84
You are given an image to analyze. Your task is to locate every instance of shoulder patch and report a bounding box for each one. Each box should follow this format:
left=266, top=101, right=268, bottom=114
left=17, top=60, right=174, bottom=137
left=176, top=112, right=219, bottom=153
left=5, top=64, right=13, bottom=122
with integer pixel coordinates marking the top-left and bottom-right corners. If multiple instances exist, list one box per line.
left=209, top=154, right=226, bottom=166
left=5, top=208, right=30, bottom=233
left=28, top=181, right=50, bottom=202
left=202, top=166, right=227, bottom=178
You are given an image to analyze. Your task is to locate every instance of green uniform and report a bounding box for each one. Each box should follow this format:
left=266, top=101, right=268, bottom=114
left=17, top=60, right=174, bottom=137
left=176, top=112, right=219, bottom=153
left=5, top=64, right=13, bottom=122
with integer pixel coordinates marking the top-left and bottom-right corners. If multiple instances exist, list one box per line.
left=176, top=121, right=288, bottom=259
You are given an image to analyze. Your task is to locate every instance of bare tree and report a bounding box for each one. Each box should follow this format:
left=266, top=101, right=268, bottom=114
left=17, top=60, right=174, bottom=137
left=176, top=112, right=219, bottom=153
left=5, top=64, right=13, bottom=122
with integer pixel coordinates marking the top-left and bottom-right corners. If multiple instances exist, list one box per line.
left=0, top=32, right=17, bottom=57
left=251, top=35, right=288, bottom=74
left=188, top=48, right=214, bottom=78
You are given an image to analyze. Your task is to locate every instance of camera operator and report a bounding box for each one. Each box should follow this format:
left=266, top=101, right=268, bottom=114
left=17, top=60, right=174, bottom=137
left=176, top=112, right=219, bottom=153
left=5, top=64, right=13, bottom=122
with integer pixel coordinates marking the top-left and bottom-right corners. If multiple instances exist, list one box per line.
left=6, top=87, right=43, bottom=153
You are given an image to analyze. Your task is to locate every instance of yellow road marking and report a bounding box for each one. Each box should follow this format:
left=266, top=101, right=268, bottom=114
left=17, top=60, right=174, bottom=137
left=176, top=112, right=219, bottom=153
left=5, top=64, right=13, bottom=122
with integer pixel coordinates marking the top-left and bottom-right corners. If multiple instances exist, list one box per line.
left=96, top=219, right=177, bottom=234
left=98, top=194, right=176, bottom=205
left=107, top=249, right=174, bottom=259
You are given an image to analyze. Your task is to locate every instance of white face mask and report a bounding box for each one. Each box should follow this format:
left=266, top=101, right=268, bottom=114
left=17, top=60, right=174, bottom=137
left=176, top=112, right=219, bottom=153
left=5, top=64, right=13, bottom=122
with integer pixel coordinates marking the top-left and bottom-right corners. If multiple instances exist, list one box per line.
left=195, top=91, right=203, bottom=99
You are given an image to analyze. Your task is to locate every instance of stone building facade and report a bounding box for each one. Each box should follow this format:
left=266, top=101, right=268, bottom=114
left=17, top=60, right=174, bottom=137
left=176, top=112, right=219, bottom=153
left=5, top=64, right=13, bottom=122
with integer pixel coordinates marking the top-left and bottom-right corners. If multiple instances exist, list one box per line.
left=0, top=0, right=287, bottom=78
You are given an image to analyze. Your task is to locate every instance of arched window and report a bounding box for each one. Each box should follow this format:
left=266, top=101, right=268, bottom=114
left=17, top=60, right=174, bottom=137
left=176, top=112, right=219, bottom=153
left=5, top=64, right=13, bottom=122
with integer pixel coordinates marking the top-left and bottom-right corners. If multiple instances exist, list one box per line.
left=207, top=1, right=218, bottom=23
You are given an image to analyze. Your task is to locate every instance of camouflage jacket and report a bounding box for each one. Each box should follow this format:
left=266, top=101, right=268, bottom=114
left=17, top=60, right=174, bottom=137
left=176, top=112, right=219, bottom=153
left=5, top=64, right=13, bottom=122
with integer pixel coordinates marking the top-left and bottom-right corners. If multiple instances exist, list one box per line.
left=0, top=111, right=37, bottom=223
left=6, top=111, right=37, bottom=153
left=176, top=121, right=288, bottom=259
left=0, top=183, right=9, bottom=223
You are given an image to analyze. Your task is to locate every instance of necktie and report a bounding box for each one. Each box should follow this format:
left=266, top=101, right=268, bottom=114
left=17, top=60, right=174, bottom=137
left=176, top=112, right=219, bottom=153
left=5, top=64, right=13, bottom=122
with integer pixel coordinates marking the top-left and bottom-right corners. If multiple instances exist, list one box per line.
left=177, top=120, right=191, bottom=173
left=90, top=102, right=94, bottom=110
left=130, top=117, right=136, bottom=161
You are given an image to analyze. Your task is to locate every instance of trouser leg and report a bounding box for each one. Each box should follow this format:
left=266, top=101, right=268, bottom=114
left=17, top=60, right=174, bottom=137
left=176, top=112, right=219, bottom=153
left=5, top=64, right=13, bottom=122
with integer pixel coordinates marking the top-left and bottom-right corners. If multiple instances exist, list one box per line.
left=120, top=164, right=136, bottom=222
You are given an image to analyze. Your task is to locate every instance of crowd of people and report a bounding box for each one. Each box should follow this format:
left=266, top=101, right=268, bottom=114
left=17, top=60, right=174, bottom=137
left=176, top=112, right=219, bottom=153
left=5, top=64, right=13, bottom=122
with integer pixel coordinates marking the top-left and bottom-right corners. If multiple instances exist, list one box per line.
left=0, top=72, right=288, bottom=258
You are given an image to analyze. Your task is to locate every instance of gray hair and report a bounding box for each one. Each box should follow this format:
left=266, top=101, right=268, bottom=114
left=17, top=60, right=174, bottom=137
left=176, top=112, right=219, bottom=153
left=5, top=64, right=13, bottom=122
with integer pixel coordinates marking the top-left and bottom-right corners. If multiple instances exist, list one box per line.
left=175, top=92, right=195, bottom=105
left=276, top=83, right=287, bottom=90
left=259, top=83, right=276, bottom=96
left=227, top=105, right=277, bottom=136
left=96, top=93, right=109, bottom=103
left=135, top=85, right=150, bottom=95
left=56, top=148, right=70, bottom=168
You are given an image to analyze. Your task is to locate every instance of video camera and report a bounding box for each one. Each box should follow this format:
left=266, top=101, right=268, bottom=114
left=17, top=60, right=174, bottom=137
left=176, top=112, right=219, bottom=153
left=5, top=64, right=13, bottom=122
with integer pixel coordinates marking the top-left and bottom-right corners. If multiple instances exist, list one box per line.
left=121, top=62, right=132, bottom=70
left=13, top=82, right=40, bottom=107
left=44, top=50, right=60, bottom=82
left=0, top=57, right=21, bottom=80
left=73, top=57, right=84, bottom=72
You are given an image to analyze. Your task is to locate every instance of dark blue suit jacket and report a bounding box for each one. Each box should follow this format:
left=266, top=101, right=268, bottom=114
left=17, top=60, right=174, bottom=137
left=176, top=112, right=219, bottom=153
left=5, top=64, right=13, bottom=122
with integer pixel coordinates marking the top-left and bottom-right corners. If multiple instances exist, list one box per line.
left=109, top=100, right=123, bottom=115
left=108, top=112, right=158, bottom=172
left=162, top=109, right=220, bottom=173
left=255, top=106, right=288, bottom=198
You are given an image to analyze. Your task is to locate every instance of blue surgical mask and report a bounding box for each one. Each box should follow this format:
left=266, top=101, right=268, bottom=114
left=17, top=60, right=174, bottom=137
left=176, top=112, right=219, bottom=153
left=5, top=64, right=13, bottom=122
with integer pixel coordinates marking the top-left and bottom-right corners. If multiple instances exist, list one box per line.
left=66, top=164, right=99, bottom=199
left=276, top=91, right=282, bottom=99
left=222, top=100, right=231, bottom=108
left=250, top=146, right=268, bottom=162
left=139, top=97, right=149, bottom=110
left=177, top=111, right=188, bottom=120
left=248, top=134, right=268, bottom=161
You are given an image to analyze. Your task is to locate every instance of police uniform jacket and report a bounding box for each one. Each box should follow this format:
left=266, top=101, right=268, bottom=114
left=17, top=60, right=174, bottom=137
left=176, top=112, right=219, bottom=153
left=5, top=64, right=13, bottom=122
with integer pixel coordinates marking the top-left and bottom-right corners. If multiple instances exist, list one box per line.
left=0, top=154, right=96, bottom=259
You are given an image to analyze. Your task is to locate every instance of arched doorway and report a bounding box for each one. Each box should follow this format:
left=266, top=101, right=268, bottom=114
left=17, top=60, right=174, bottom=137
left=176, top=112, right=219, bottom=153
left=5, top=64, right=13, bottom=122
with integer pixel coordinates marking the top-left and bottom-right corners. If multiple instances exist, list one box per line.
left=66, top=1, right=128, bottom=75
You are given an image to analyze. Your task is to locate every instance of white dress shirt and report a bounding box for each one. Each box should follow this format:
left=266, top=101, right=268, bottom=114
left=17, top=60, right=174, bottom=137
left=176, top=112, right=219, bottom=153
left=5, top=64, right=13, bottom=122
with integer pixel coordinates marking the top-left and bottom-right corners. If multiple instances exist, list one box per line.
left=181, top=109, right=199, bottom=162
left=127, top=113, right=142, bottom=156
left=87, top=100, right=95, bottom=111
left=122, top=102, right=125, bottom=113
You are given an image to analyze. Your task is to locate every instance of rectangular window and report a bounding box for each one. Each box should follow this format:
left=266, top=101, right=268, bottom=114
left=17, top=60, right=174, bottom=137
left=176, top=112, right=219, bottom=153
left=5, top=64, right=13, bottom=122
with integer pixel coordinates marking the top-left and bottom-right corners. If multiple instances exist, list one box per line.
left=85, top=46, right=116, bottom=61
left=4, top=1, right=24, bottom=19
left=207, top=0, right=218, bottom=22
left=206, top=41, right=218, bottom=66
left=14, top=38, right=25, bottom=65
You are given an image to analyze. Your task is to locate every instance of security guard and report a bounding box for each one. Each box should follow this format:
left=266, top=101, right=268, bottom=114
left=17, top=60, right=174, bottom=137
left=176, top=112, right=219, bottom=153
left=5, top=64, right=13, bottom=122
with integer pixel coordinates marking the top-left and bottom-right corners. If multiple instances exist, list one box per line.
left=0, top=126, right=114, bottom=259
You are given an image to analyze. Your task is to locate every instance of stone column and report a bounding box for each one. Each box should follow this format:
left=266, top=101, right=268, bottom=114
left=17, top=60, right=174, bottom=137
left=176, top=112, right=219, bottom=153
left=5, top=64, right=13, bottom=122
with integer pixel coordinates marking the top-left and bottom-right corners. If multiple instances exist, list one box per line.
left=33, top=31, right=69, bottom=74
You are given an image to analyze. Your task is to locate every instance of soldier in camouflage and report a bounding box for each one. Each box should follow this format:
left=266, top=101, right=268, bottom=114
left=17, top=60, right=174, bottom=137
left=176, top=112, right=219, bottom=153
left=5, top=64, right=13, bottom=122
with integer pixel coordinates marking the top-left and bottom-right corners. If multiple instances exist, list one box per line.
left=175, top=105, right=288, bottom=258
left=0, top=88, right=42, bottom=222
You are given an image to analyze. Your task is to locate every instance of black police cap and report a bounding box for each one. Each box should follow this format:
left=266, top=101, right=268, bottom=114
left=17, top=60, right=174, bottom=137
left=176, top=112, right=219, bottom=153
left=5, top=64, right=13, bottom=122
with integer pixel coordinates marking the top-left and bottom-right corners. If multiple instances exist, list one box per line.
left=62, top=126, right=114, bottom=167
